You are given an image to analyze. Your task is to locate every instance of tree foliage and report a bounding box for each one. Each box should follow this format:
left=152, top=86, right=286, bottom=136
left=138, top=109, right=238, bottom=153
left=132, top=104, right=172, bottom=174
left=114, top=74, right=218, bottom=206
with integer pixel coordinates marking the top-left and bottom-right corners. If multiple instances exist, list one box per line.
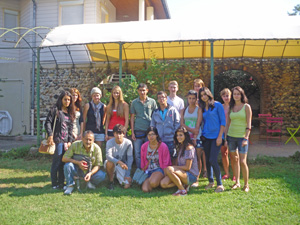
left=288, top=4, right=300, bottom=16
left=213, top=70, right=260, bottom=103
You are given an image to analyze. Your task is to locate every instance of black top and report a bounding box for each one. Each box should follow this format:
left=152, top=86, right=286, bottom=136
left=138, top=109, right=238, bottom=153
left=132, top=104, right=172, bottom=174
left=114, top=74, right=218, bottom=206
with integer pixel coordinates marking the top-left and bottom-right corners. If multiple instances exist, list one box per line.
left=45, top=107, right=73, bottom=144
left=86, top=102, right=105, bottom=134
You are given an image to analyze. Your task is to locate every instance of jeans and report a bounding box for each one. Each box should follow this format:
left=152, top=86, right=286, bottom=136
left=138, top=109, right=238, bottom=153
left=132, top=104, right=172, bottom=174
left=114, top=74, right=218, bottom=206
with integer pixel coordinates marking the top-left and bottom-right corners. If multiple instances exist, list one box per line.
left=51, top=143, right=65, bottom=187
left=203, top=138, right=222, bottom=186
left=133, top=137, right=147, bottom=169
left=227, top=136, right=249, bottom=154
left=164, top=141, right=176, bottom=159
left=64, top=162, right=106, bottom=187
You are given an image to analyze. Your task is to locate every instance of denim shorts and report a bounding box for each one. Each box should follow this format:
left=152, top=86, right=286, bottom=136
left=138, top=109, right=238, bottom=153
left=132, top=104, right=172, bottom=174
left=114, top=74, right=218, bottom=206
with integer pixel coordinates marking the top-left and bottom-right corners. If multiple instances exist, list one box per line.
left=187, top=172, right=197, bottom=185
left=227, top=136, right=249, bottom=154
left=196, top=139, right=203, bottom=148
left=146, top=168, right=164, bottom=178
left=164, top=141, right=176, bottom=158
left=94, top=133, right=105, bottom=141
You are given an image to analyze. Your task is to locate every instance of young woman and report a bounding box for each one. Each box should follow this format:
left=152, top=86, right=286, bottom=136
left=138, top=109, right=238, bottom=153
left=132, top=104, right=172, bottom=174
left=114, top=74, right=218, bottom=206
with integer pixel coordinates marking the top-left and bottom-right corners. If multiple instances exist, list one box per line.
left=70, top=88, right=83, bottom=140
left=180, top=90, right=202, bottom=187
left=140, top=127, right=172, bottom=192
left=220, top=88, right=235, bottom=181
left=198, top=87, right=226, bottom=193
left=225, top=86, right=252, bottom=192
left=193, top=79, right=207, bottom=178
left=105, top=86, right=129, bottom=141
left=45, top=90, right=75, bottom=189
left=82, top=87, right=106, bottom=147
left=160, top=127, right=199, bottom=196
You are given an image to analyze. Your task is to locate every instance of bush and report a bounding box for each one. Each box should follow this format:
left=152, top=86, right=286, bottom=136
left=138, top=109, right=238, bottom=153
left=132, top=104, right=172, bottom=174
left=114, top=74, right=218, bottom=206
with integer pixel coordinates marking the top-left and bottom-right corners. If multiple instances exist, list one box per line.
left=290, top=151, right=300, bottom=163
left=0, top=145, right=32, bottom=159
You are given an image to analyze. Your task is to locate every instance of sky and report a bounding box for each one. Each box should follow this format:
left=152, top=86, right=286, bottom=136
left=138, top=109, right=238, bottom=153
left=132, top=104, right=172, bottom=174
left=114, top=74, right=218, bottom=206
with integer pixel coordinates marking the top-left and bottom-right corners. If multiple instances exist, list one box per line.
left=167, top=0, right=299, bottom=21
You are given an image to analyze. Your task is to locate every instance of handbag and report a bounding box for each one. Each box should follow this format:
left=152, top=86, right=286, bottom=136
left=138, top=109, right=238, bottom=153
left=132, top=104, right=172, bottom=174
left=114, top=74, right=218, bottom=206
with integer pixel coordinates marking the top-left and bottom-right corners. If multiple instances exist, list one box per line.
left=39, top=114, right=57, bottom=155
left=133, top=142, right=161, bottom=185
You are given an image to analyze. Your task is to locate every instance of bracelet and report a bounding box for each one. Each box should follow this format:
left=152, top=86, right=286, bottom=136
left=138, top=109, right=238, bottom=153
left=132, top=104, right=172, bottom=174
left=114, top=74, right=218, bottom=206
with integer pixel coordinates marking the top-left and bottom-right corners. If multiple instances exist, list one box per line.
left=246, top=128, right=251, bottom=131
left=243, top=138, right=248, bottom=141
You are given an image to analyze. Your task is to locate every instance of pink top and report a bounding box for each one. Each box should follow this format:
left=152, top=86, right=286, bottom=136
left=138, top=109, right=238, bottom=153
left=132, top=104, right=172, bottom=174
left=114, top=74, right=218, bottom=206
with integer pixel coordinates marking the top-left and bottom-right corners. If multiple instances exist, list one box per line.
left=108, top=110, right=126, bottom=130
left=140, top=141, right=172, bottom=170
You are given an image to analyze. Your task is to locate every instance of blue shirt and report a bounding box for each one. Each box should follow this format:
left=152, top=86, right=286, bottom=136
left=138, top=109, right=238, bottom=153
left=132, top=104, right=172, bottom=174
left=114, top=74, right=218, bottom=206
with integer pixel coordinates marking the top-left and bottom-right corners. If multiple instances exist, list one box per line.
left=202, top=101, right=226, bottom=139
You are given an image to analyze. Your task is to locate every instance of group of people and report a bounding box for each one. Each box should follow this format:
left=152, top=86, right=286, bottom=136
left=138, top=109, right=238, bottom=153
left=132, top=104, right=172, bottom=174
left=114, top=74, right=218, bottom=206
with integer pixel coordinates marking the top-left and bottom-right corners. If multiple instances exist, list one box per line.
left=45, top=79, right=252, bottom=196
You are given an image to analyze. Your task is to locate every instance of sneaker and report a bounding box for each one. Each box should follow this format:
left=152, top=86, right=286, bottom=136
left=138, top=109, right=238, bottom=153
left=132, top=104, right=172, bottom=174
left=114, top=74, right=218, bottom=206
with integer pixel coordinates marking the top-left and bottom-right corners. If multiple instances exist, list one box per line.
left=222, top=174, right=229, bottom=180
left=64, top=186, right=74, bottom=195
left=172, top=189, right=187, bottom=196
left=107, top=182, right=115, bottom=190
left=87, top=182, right=96, bottom=190
left=215, top=185, right=225, bottom=193
left=232, top=176, right=236, bottom=182
left=191, top=182, right=199, bottom=188
left=205, top=182, right=215, bottom=190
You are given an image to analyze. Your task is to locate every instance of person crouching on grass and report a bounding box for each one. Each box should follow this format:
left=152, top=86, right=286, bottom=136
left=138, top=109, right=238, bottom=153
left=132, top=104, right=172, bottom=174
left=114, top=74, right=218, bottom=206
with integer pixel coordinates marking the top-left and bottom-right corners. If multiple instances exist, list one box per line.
left=160, top=127, right=199, bottom=196
left=105, top=124, right=133, bottom=190
left=140, top=127, right=172, bottom=192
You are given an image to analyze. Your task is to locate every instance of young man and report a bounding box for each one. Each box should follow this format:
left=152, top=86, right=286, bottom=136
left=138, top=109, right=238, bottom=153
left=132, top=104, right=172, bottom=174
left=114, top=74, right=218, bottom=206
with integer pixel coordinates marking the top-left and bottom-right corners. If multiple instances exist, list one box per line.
left=150, top=91, right=180, bottom=160
left=62, top=130, right=106, bottom=195
left=105, top=124, right=133, bottom=190
left=130, top=83, right=157, bottom=168
left=167, top=80, right=184, bottom=113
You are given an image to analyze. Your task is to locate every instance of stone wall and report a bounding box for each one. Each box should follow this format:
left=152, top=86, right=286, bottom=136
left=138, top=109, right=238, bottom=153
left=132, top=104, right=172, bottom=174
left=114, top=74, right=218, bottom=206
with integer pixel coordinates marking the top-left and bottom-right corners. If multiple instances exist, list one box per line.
left=36, top=58, right=300, bottom=130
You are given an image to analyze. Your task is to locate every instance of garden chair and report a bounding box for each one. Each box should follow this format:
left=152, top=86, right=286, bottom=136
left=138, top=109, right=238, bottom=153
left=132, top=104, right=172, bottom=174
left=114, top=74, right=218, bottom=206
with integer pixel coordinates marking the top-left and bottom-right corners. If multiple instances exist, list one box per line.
left=258, top=114, right=272, bottom=139
left=285, top=125, right=300, bottom=145
left=266, top=117, right=283, bottom=146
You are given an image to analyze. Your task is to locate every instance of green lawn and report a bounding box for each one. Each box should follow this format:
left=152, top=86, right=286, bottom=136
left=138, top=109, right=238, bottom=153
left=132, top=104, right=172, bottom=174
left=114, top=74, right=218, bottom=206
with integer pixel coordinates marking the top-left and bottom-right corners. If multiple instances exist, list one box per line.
left=0, top=156, right=299, bottom=225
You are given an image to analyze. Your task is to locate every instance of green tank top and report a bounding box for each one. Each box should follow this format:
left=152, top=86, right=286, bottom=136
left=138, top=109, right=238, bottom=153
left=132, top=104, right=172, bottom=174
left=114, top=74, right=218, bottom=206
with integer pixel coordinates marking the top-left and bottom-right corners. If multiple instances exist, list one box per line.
left=228, top=105, right=246, bottom=138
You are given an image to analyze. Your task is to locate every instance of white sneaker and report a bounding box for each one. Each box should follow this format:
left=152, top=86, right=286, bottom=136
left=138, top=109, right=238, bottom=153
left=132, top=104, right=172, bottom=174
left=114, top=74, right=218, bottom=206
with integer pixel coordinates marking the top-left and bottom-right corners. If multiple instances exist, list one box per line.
left=87, top=182, right=96, bottom=190
left=64, top=186, right=74, bottom=195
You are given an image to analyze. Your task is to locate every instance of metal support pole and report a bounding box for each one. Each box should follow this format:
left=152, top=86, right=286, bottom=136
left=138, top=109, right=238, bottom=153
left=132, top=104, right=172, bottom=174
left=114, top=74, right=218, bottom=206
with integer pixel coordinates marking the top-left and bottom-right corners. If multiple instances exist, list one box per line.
left=119, top=43, right=123, bottom=87
left=36, top=47, right=41, bottom=145
left=210, top=40, right=214, bottom=97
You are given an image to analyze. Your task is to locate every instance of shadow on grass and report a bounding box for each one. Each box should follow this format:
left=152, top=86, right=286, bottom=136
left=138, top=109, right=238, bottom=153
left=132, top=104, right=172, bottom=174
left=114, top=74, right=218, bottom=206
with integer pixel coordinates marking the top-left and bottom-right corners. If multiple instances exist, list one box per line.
left=0, top=175, right=49, bottom=185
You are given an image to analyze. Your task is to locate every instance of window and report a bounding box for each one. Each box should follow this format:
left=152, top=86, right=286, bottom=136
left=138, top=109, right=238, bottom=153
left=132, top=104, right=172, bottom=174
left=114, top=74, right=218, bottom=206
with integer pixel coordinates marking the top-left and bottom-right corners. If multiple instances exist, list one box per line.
left=59, top=0, right=84, bottom=25
left=3, top=9, right=19, bottom=42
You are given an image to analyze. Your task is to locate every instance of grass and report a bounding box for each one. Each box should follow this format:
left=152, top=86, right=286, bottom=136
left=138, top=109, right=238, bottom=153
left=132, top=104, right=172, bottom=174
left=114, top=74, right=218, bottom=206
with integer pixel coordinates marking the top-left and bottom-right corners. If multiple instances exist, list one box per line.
left=0, top=156, right=299, bottom=225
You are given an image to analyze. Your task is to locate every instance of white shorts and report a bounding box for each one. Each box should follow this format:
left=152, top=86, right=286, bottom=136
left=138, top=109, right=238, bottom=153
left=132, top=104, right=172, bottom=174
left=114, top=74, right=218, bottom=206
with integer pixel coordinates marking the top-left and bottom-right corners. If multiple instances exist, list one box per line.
left=94, top=133, right=105, bottom=142
left=104, top=160, right=128, bottom=185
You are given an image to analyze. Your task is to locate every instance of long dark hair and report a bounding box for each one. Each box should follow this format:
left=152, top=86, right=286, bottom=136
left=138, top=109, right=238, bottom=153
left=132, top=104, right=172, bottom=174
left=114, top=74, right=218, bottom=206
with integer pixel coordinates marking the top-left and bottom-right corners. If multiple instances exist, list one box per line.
left=146, top=126, right=161, bottom=143
left=55, top=90, right=75, bottom=121
left=174, top=127, right=194, bottom=157
left=70, top=88, right=82, bottom=112
left=229, top=86, right=248, bottom=110
left=198, top=87, right=215, bottom=111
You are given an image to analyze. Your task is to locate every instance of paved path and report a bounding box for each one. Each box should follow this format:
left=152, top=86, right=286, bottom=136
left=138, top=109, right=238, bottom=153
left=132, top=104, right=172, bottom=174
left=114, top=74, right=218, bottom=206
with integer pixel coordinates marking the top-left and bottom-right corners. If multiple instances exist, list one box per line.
left=0, top=134, right=299, bottom=158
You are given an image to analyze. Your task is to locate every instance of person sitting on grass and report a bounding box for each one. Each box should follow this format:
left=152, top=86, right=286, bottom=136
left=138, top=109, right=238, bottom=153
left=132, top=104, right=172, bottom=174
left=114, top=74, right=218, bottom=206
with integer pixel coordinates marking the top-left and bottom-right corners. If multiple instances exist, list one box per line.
left=160, top=127, right=199, bottom=196
left=105, top=124, right=133, bottom=190
left=140, top=127, right=172, bottom=192
left=62, top=130, right=106, bottom=195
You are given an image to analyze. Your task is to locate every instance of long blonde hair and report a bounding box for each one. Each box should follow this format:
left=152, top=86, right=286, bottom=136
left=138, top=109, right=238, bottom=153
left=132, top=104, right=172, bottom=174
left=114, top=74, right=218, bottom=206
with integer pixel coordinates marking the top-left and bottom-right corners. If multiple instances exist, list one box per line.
left=107, top=86, right=125, bottom=117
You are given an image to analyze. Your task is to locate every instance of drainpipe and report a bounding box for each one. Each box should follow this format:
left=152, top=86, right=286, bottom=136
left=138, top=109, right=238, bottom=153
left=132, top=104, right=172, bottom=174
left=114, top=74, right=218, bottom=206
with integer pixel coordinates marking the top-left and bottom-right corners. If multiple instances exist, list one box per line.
left=31, top=0, right=37, bottom=135
left=210, top=40, right=214, bottom=97
left=139, top=0, right=145, bottom=21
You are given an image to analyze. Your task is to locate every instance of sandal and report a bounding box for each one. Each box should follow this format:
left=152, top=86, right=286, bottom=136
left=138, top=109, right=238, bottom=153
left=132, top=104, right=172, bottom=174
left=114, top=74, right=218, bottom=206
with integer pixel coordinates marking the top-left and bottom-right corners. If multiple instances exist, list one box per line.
left=231, top=183, right=241, bottom=190
left=222, top=174, right=229, bottom=180
left=203, top=171, right=207, bottom=178
left=242, top=185, right=250, bottom=192
left=205, top=182, right=215, bottom=190
left=215, top=185, right=225, bottom=193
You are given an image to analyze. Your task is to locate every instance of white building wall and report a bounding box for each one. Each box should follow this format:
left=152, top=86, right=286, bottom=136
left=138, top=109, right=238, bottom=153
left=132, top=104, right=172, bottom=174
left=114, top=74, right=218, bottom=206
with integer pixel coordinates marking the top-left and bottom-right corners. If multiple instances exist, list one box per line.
left=0, top=0, right=21, bottom=63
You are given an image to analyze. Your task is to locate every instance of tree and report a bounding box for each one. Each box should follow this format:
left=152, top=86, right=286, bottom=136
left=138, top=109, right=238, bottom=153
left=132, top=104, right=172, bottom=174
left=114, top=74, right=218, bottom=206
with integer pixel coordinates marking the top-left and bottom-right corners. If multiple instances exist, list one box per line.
left=288, top=4, right=300, bottom=16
